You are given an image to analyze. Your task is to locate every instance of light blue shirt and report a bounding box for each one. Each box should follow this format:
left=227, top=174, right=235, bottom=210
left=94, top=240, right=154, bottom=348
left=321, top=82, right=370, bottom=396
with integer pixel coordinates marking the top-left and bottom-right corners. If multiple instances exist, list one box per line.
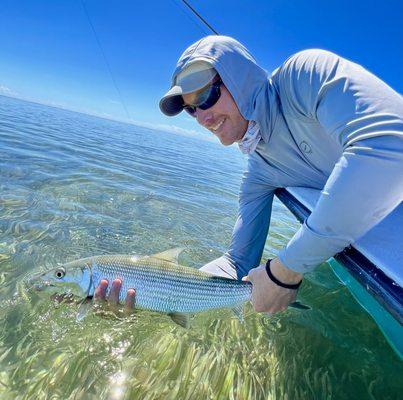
left=171, top=36, right=403, bottom=277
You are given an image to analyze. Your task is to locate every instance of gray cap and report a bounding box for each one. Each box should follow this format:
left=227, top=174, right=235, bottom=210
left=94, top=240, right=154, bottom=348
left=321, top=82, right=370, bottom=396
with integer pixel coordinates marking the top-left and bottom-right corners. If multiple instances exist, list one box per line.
left=159, top=61, right=216, bottom=116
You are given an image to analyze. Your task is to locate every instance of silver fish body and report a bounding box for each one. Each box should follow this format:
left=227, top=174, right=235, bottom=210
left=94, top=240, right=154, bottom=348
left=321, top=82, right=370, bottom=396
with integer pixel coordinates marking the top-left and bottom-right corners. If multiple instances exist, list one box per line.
left=32, top=250, right=252, bottom=314
left=89, top=255, right=252, bottom=313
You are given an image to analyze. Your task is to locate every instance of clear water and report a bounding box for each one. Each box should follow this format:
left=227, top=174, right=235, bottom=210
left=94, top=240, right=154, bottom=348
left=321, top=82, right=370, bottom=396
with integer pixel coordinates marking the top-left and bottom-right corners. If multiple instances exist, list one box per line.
left=0, top=95, right=401, bottom=399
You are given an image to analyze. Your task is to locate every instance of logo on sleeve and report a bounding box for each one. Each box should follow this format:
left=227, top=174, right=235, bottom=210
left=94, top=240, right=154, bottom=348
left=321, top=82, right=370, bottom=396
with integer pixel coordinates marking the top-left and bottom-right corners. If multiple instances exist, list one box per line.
left=299, top=141, right=312, bottom=154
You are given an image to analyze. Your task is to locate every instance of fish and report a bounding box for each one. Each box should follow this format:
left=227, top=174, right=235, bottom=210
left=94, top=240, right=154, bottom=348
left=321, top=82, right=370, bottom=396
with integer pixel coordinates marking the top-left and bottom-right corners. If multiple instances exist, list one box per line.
left=29, top=247, right=310, bottom=327
left=29, top=248, right=253, bottom=327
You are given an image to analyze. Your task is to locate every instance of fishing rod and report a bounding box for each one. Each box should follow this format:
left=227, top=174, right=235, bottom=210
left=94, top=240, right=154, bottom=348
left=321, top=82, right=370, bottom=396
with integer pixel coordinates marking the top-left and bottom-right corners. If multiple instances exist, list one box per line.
left=180, top=0, right=219, bottom=35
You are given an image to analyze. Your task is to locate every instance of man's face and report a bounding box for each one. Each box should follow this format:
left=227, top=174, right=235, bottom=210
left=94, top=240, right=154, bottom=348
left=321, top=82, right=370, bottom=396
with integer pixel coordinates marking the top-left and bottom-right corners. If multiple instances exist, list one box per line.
left=182, top=83, right=248, bottom=146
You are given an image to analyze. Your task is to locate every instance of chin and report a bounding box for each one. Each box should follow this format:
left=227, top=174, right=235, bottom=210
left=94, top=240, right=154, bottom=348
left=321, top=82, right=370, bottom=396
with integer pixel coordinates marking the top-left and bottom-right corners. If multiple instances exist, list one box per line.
left=219, top=138, right=233, bottom=146
left=218, top=135, right=235, bottom=146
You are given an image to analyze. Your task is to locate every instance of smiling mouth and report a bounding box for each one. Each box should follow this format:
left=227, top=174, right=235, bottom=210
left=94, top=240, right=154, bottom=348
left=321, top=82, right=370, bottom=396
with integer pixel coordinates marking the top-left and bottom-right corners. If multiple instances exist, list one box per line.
left=210, top=118, right=225, bottom=132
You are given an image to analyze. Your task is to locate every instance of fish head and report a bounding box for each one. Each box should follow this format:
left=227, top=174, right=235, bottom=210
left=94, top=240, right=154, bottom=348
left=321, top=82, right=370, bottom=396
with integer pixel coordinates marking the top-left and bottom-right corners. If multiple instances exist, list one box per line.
left=29, top=259, right=92, bottom=298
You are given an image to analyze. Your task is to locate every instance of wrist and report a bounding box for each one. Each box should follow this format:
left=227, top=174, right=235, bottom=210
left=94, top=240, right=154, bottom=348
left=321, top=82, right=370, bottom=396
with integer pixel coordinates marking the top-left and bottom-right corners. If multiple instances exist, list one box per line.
left=270, top=258, right=303, bottom=285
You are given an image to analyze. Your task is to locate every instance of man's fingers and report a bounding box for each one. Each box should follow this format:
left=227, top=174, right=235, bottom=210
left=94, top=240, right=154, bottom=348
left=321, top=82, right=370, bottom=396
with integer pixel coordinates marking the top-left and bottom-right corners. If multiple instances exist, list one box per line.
left=241, top=275, right=249, bottom=282
left=107, top=279, right=122, bottom=306
left=94, top=279, right=109, bottom=302
left=124, top=288, right=136, bottom=312
left=93, top=279, right=136, bottom=315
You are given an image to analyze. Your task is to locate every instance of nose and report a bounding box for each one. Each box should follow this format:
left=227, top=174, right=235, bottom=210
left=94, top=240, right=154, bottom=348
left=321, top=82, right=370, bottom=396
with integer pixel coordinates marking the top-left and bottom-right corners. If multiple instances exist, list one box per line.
left=195, top=108, right=213, bottom=128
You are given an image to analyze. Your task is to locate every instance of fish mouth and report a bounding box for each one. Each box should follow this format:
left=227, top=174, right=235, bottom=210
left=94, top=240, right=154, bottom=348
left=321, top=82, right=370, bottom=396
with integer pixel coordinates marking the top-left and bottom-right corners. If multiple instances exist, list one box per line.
left=24, top=271, right=56, bottom=292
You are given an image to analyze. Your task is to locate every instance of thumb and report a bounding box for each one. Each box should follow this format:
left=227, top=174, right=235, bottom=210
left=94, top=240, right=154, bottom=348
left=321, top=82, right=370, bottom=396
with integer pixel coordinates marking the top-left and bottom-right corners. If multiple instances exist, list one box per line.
left=243, top=266, right=260, bottom=283
left=242, top=269, right=256, bottom=282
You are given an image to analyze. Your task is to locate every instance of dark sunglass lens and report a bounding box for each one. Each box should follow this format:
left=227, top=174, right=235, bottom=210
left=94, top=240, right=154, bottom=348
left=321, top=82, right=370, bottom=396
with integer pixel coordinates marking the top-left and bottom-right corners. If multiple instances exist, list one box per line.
left=184, top=79, right=223, bottom=114
left=198, top=84, right=221, bottom=110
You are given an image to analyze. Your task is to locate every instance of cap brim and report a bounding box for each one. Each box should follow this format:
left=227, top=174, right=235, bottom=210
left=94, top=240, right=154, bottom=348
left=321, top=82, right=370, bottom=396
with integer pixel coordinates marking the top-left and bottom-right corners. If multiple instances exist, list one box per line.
left=159, top=86, right=184, bottom=116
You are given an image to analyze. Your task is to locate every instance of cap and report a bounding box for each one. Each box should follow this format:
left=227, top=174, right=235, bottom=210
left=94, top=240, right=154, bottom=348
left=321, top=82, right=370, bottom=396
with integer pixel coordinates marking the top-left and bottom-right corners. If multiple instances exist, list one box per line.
left=159, top=61, right=216, bottom=116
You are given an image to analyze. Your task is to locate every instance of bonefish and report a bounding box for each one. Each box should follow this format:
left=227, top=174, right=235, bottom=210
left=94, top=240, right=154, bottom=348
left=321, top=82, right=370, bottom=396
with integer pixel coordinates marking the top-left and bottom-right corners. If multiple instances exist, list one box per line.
left=29, top=248, right=252, bottom=326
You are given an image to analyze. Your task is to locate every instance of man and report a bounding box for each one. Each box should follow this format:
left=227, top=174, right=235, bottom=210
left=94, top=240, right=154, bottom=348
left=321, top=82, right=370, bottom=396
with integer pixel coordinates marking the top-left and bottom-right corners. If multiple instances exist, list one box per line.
left=99, top=35, right=403, bottom=314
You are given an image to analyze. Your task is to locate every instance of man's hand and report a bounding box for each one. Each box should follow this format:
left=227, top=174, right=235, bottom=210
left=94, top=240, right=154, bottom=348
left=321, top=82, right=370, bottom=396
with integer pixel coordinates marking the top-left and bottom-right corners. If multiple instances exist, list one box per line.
left=243, top=257, right=303, bottom=314
left=94, top=278, right=136, bottom=312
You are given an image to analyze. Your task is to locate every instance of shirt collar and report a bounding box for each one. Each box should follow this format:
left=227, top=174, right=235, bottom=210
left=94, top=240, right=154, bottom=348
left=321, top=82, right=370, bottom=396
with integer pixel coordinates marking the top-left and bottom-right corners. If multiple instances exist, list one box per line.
left=237, top=120, right=262, bottom=154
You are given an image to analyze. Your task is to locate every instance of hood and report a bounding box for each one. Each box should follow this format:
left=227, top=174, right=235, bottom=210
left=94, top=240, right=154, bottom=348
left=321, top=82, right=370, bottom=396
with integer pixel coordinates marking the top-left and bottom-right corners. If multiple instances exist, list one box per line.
left=171, top=35, right=279, bottom=143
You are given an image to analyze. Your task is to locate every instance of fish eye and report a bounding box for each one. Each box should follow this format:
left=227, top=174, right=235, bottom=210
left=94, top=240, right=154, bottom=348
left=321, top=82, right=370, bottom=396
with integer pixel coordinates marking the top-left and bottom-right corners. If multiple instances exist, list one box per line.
left=55, top=268, right=66, bottom=279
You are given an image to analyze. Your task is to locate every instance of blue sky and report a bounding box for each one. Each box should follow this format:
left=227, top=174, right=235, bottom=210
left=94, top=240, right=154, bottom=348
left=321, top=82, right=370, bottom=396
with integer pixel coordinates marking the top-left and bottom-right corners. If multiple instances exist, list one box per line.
left=1, top=0, right=402, bottom=135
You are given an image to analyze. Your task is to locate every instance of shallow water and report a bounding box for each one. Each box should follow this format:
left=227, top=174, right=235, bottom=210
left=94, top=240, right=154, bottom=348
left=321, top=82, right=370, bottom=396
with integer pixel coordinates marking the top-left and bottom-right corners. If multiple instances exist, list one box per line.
left=0, top=95, right=401, bottom=399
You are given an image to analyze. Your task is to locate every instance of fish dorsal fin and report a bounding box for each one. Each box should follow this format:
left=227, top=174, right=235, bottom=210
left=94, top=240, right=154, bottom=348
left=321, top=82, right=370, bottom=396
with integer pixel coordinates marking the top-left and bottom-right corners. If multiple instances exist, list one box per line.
left=151, top=247, right=185, bottom=264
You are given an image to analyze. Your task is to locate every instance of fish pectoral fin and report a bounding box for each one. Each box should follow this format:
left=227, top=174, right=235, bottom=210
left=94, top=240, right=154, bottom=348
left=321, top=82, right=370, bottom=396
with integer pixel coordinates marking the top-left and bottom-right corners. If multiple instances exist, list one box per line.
left=151, top=247, right=185, bottom=264
left=168, top=312, right=190, bottom=328
left=76, top=297, right=93, bottom=322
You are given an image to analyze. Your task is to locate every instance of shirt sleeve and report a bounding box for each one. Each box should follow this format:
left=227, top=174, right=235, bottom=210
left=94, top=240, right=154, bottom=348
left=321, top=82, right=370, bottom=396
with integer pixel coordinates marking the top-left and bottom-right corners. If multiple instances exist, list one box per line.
left=202, top=154, right=276, bottom=279
left=277, top=49, right=403, bottom=273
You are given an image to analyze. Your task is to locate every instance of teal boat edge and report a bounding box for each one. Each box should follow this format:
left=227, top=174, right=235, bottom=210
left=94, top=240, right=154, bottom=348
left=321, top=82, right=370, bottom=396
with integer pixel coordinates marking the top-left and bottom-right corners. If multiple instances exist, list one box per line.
left=329, top=258, right=402, bottom=360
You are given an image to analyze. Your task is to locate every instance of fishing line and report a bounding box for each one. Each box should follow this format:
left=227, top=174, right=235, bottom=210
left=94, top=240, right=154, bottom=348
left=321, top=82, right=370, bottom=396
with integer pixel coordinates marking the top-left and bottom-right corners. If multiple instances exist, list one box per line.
left=79, top=0, right=217, bottom=122
left=176, top=0, right=219, bottom=35
left=169, top=0, right=210, bottom=35
left=80, top=0, right=131, bottom=121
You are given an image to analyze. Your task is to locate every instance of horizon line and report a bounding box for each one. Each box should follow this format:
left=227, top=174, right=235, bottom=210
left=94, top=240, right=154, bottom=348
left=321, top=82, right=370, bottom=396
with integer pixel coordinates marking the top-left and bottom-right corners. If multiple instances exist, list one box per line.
left=0, top=92, right=215, bottom=142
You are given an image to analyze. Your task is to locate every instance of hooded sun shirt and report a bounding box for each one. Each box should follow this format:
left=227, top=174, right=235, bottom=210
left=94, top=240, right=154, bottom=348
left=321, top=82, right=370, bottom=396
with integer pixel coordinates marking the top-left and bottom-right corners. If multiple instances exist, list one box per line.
left=171, top=35, right=403, bottom=277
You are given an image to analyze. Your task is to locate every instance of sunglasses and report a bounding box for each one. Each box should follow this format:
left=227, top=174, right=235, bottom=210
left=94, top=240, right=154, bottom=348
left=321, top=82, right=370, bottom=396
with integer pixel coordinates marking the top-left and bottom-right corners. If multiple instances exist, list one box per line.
left=183, top=78, right=223, bottom=117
